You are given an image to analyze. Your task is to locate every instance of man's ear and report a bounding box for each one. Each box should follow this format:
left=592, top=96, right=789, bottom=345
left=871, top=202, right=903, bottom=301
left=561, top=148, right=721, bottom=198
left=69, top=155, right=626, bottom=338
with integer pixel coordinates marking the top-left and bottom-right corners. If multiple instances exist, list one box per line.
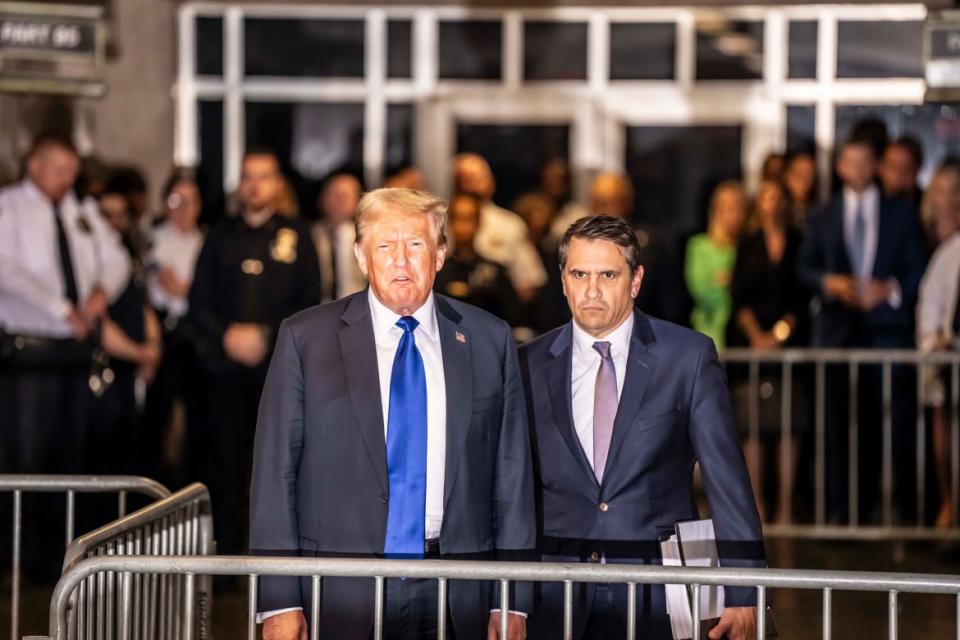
left=631, top=265, right=645, bottom=299
left=353, top=243, right=369, bottom=277
left=435, top=244, right=446, bottom=272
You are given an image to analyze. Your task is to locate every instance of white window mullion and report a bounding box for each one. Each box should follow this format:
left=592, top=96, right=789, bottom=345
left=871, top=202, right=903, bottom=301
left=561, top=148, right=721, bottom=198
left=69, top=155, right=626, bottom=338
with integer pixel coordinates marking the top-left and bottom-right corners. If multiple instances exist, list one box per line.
left=223, top=6, right=244, bottom=194
left=175, top=4, right=199, bottom=167
left=503, top=11, right=523, bottom=90
left=815, top=11, right=838, bottom=202
left=676, top=10, right=695, bottom=90
left=365, top=10, right=387, bottom=188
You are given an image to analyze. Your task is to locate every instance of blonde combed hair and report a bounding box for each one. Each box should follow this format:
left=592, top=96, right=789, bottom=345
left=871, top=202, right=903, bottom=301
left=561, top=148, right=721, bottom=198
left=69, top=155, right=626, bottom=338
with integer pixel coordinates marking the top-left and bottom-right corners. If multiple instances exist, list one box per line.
left=355, top=188, right=448, bottom=246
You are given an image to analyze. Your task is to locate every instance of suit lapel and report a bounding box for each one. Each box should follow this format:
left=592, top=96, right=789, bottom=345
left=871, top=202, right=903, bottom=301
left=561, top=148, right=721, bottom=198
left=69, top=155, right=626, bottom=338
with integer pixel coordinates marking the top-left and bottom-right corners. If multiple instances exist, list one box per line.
left=545, top=324, right=597, bottom=485
left=830, top=199, right=853, bottom=274
left=435, top=296, right=474, bottom=511
left=601, top=311, right=657, bottom=482
left=337, top=292, right=388, bottom=493
left=873, top=200, right=893, bottom=278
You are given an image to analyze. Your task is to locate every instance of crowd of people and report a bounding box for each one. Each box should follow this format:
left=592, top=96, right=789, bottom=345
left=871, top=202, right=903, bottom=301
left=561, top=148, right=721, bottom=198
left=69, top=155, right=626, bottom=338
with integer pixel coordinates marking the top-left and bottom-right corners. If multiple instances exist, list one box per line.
left=1, top=119, right=959, bottom=561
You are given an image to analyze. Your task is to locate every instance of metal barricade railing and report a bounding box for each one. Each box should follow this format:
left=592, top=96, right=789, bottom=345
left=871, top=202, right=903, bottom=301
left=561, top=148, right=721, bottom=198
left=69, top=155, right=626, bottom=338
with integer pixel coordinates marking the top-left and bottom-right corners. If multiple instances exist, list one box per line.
left=0, top=475, right=171, bottom=640
left=33, top=555, right=960, bottom=640
left=720, top=348, right=960, bottom=539
left=58, top=483, right=214, bottom=640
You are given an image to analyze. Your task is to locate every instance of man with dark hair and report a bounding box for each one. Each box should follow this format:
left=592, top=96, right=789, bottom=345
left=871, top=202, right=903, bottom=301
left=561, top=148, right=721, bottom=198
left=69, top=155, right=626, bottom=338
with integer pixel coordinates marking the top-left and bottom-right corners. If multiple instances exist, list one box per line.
left=880, top=136, right=924, bottom=211
left=520, top=215, right=765, bottom=639
left=799, top=135, right=928, bottom=524
left=0, top=130, right=131, bottom=474
left=189, top=147, right=321, bottom=555
left=311, top=172, right=366, bottom=302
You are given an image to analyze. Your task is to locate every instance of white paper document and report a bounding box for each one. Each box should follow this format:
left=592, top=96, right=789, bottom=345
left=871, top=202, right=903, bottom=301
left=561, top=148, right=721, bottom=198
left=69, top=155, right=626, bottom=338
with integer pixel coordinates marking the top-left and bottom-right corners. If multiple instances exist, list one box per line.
left=660, top=519, right=725, bottom=640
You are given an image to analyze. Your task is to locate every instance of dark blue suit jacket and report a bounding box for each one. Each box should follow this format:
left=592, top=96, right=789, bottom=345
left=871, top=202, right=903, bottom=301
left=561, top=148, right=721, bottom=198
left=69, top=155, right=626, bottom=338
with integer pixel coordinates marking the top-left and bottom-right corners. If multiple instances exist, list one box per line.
left=798, top=196, right=927, bottom=348
left=250, top=290, right=535, bottom=639
left=519, top=312, right=765, bottom=639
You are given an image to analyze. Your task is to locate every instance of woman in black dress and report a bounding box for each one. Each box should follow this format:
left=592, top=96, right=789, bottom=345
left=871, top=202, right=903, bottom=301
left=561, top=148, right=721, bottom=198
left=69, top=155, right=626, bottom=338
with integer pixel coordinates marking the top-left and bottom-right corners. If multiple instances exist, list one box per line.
left=728, top=178, right=811, bottom=523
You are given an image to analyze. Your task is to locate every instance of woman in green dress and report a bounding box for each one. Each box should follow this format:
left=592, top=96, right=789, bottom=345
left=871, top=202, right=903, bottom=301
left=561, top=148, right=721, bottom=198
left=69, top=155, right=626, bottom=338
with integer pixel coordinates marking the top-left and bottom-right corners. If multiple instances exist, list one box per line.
left=684, top=180, right=747, bottom=349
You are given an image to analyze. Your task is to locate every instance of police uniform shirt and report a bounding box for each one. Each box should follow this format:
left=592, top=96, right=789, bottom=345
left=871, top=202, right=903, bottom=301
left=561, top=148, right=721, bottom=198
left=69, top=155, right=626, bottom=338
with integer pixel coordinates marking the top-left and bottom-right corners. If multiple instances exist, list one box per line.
left=0, top=179, right=131, bottom=338
left=188, top=213, right=321, bottom=365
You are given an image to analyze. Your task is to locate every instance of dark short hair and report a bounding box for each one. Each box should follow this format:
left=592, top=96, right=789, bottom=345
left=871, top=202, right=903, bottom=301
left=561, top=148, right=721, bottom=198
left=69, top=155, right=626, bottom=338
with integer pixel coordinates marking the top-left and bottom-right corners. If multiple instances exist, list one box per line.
left=242, top=145, right=281, bottom=169
left=28, top=130, right=77, bottom=159
left=559, top=214, right=642, bottom=274
left=887, top=135, right=924, bottom=169
left=161, top=166, right=198, bottom=200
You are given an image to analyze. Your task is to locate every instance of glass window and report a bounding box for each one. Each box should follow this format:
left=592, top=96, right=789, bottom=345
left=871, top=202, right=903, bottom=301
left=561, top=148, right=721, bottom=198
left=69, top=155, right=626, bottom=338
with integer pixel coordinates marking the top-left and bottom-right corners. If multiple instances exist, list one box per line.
left=788, top=21, right=817, bottom=80
left=786, top=105, right=816, bottom=154
left=197, top=100, right=224, bottom=225
left=244, top=18, right=365, bottom=78
left=609, top=22, right=676, bottom=81
left=245, top=102, right=364, bottom=183
left=386, top=104, right=415, bottom=176
left=456, top=124, right=569, bottom=209
left=695, top=20, right=764, bottom=81
left=387, top=20, right=413, bottom=80
left=836, top=21, right=924, bottom=79
left=438, top=20, right=502, bottom=81
left=195, top=17, right=223, bottom=77
left=523, top=21, right=588, bottom=81
left=625, top=125, right=743, bottom=232
left=835, top=104, right=960, bottom=184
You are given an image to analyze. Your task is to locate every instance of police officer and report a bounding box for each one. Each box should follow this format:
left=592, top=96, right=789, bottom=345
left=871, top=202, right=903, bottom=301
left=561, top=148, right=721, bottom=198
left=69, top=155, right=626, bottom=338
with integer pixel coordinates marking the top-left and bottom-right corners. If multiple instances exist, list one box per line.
left=189, top=147, right=321, bottom=555
left=0, top=131, right=131, bottom=474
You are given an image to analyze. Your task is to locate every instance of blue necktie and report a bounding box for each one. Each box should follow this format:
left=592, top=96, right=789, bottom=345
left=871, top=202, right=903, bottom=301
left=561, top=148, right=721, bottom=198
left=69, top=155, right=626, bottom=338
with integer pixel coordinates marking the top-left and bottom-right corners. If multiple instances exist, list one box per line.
left=383, top=316, right=428, bottom=557
left=850, top=197, right=867, bottom=277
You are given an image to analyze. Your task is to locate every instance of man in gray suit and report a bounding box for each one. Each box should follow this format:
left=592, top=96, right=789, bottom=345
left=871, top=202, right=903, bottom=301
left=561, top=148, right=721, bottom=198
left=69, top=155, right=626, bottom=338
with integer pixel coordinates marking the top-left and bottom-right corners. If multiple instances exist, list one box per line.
left=250, top=188, right=535, bottom=640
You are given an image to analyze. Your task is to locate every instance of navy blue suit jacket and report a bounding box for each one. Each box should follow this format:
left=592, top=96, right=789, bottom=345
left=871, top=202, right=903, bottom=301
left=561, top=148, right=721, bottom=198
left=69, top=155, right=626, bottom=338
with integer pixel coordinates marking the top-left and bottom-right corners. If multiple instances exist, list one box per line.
left=249, top=290, right=535, bottom=639
left=798, top=196, right=927, bottom=348
left=519, top=312, right=765, bottom=639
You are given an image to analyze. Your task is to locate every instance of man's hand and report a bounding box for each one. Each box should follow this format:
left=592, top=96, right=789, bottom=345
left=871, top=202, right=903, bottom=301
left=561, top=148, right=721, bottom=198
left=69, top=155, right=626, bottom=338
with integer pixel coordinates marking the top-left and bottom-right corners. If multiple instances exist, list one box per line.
left=262, top=610, right=307, bottom=640
left=487, top=611, right=526, bottom=640
left=80, top=287, right=108, bottom=324
left=822, top=274, right=860, bottom=308
left=223, top=323, right=269, bottom=367
left=859, top=278, right=892, bottom=311
left=748, top=331, right=779, bottom=351
left=137, top=342, right=163, bottom=384
left=65, top=307, right=89, bottom=340
left=709, top=606, right=756, bottom=640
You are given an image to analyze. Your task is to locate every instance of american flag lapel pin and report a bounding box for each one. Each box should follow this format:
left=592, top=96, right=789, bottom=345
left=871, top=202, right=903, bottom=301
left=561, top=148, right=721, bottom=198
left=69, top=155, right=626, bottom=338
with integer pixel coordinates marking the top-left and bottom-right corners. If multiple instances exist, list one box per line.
left=455, top=331, right=466, bottom=344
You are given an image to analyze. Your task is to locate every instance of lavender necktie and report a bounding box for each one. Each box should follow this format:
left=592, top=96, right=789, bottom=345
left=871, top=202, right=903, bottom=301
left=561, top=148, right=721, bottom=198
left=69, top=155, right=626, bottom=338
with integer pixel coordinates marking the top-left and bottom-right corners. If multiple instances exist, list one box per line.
left=592, top=341, right=617, bottom=482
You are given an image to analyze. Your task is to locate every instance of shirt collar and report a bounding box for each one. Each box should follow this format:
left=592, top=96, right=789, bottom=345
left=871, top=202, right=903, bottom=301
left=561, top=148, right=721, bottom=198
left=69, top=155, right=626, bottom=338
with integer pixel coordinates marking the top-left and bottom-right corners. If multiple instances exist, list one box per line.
left=367, top=288, right=440, bottom=342
left=21, top=178, right=75, bottom=210
left=843, top=184, right=879, bottom=215
left=571, top=311, right=635, bottom=364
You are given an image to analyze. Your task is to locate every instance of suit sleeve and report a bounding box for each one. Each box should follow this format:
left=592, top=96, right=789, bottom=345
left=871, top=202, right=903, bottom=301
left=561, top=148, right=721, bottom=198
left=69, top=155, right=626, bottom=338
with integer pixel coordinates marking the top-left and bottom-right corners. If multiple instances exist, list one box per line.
left=798, top=214, right=829, bottom=294
left=187, top=231, right=228, bottom=355
left=688, top=339, right=767, bottom=607
left=896, top=207, right=928, bottom=310
left=491, top=322, right=537, bottom=613
left=249, top=319, right=306, bottom=612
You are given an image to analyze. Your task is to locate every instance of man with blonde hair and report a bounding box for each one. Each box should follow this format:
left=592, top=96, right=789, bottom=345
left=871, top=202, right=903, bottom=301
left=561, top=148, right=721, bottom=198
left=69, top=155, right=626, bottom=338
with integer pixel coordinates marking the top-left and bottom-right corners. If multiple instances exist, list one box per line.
left=251, top=188, right=535, bottom=639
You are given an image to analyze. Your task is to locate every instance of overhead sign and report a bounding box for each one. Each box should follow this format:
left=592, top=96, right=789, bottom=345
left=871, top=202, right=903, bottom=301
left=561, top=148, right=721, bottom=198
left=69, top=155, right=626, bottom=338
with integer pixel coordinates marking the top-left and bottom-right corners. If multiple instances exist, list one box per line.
left=927, top=11, right=960, bottom=99
left=0, top=12, right=96, bottom=56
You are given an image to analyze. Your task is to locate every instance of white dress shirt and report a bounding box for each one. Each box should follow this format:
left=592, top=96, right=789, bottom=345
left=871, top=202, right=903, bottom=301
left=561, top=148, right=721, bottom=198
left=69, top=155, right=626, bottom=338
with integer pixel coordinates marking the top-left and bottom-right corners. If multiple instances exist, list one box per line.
left=0, top=179, right=131, bottom=337
left=570, top=313, right=634, bottom=471
left=842, top=184, right=901, bottom=308
left=146, top=221, right=203, bottom=319
left=258, top=290, right=448, bottom=623
left=475, top=202, right=547, bottom=291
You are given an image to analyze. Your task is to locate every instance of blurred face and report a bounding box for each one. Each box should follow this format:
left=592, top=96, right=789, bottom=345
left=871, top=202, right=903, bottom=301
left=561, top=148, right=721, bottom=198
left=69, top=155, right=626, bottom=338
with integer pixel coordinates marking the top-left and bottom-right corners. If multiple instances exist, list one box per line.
left=562, top=237, right=643, bottom=339
left=449, top=196, right=481, bottom=248
left=929, top=171, right=960, bottom=242
left=28, top=144, right=80, bottom=203
left=354, top=208, right=446, bottom=316
left=166, top=181, right=201, bottom=232
left=238, top=154, right=283, bottom=213
left=784, top=154, right=816, bottom=202
left=541, top=159, right=569, bottom=201
left=590, top=174, right=631, bottom=218
left=879, top=145, right=919, bottom=196
left=455, top=156, right=495, bottom=201
left=321, top=175, right=361, bottom=225
left=837, top=144, right=877, bottom=193
left=99, top=193, right=130, bottom=234
left=384, top=168, right=426, bottom=191
left=755, top=181, right=786, bottom=227
left=712, top=187, right=747, bottom=238
left=519, top=196, right=554, bottom=239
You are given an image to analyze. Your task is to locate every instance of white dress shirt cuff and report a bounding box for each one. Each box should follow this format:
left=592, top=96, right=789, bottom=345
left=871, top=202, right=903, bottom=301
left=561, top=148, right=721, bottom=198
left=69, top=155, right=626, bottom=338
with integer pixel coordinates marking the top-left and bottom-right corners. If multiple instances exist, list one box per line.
left=490, top=609, right=528, bottom=619
left=256, top=607, right=302, bottom=624
left=886, top=278, right=902, bottom=309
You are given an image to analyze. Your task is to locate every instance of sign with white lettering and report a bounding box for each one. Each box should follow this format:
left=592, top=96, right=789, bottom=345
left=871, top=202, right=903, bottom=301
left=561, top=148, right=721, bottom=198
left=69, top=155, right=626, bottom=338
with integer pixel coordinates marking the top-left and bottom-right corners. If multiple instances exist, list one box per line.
left=0, top=13, right=96, bottom=56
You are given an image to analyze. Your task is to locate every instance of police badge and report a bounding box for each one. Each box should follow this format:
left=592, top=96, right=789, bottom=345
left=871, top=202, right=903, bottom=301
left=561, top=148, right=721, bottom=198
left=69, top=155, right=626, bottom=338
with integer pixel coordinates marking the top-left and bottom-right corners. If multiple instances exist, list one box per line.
left=271, top=228, right=298, bottom=263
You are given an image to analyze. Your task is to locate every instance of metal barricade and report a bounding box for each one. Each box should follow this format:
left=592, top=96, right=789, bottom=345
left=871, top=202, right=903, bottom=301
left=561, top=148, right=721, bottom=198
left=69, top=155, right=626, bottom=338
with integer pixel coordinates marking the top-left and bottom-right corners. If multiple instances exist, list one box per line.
left=721, top=348, right=960, bottom=539
left=0, top=475, right=171, bottom=640
left=33, top=555, right=960, bottom=640
left=58, top=483, right=214, bottom=640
